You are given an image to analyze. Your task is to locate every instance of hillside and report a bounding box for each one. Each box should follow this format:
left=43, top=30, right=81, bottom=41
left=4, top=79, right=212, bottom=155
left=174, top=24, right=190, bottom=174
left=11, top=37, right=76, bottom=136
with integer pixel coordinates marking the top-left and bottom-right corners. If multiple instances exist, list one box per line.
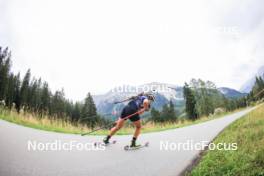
left=217, top=87, right=247, bottom=99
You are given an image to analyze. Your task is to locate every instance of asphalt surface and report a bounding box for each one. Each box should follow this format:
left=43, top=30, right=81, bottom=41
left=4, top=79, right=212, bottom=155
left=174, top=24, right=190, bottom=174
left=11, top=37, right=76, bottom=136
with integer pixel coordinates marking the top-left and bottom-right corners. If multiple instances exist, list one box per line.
left=0, top=107, right=255, bottom=176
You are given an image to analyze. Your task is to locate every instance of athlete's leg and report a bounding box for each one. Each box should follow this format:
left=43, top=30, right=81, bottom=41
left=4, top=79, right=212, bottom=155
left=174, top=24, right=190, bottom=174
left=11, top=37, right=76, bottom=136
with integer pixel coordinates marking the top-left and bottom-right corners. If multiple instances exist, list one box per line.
left=130, top=120, right=142, bottom=147
left=132, top=120, right=142, bottom=138
left=103, top=118, right=125, bottom=144
left=109, top=118, right=125, bottom=136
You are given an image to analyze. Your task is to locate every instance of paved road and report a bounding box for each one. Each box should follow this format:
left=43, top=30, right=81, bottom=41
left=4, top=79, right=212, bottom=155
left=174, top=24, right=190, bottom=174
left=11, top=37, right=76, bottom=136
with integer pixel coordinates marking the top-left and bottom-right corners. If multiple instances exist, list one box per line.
left=0, top=107, right=256, bottom=176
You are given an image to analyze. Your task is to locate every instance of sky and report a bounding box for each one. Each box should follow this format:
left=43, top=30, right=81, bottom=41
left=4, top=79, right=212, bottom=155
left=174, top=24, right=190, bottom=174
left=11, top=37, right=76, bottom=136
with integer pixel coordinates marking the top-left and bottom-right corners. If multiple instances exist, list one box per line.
left=0, top=0, right=264, bottom=101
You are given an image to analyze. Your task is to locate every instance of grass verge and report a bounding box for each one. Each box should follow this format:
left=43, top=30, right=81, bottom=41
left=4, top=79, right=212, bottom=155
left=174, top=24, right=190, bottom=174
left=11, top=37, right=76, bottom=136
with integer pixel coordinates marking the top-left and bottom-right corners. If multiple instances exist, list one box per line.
left=0, top=107, right=246, bottom=136
left=189, top=104, right=264, bottom=176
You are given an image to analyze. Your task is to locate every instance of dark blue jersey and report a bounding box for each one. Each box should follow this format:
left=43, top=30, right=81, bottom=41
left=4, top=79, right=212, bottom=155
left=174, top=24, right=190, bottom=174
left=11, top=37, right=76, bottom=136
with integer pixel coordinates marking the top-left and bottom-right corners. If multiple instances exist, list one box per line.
left=132, top=95, right=147, bottom=109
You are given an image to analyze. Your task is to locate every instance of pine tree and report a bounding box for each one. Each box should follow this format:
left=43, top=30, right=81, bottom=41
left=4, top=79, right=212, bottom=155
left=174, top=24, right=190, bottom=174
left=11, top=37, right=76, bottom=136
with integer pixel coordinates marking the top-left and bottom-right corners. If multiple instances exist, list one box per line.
left=64, top=100, right=74, bottom=121
left=35, top=78, right=42, bottom=112
left=183, top=83, right=197, bottom=120
left=29, top=78, right=38, bottom=112
left=0, top=47, right=11, bottom=101
left=168, top=100, right=176, bottom=121
left=72, top=102, right=82, bottom=124
left=13, top=73, right=21, bottom=112
left=151, top=107, right=161, bottom=122
left=20, top=69, right=31, bottom=110
left=81, top=93, right=98, bottom=128
left=6, top=73, right=15, bottom=108
left=40, top=82, right=50, bottom=115
left=160, top=104, right=168, bottom=122
left=50, top=89, right=66, bottom=118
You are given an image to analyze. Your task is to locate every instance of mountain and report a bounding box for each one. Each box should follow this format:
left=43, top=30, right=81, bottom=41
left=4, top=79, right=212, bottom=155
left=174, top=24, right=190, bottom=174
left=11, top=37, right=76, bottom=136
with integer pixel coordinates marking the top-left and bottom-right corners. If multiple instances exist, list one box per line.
left=218, top=87, right=247, bottom=99
left=93, top=82, right=244, bottom=117
left=93, top=82, right=184, bottom=116
left=240, top=65, right=264, bottom=93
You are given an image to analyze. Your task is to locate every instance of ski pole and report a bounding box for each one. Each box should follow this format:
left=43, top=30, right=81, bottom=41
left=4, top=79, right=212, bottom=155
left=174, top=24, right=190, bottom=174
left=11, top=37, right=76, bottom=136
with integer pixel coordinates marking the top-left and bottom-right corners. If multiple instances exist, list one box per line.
left=81, top=110, right=142, bottom=136
left=81, top=122, right=115, bottom=136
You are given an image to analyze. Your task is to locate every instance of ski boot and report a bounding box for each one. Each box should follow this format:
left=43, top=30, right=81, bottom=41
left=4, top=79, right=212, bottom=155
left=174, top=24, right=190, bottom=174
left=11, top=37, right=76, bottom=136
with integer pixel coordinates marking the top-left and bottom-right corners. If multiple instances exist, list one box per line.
left=130, top=139, right=141, bottom=148
left=103, top=136, right=110, bottom=145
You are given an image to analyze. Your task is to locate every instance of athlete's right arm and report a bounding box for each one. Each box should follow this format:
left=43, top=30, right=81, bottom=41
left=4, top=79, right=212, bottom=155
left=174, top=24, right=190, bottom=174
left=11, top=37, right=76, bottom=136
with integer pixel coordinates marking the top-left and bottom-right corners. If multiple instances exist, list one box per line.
left=143, top=99, right=150, bottom=111
left=138, top=99, right=150, bottom=115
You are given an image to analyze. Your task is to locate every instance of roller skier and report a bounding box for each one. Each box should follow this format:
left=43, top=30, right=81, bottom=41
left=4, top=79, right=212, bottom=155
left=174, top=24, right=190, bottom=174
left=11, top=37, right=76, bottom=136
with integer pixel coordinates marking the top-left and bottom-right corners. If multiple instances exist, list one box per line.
left=103, top=93, right=155, bottom=148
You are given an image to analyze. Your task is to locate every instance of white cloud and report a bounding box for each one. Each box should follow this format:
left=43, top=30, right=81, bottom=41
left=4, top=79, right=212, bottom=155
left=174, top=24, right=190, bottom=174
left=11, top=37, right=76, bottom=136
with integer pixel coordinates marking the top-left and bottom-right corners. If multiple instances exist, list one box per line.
left=1, top=0, right=264, bottom=100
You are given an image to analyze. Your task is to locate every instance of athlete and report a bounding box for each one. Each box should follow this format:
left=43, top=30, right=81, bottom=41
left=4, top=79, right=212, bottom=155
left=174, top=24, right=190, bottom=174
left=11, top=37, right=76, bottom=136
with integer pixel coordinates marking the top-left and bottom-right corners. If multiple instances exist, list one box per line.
left=103, top=94, right=155, bottom=147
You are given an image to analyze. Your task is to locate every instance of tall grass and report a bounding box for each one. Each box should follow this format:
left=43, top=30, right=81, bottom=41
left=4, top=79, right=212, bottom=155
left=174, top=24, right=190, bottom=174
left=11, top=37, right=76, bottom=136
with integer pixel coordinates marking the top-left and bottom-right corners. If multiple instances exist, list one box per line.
left=189, top=104, right=264, bottom=176
left=0, top=108, right=90, bottom=134
left=0, top=107, right=246, bottom=135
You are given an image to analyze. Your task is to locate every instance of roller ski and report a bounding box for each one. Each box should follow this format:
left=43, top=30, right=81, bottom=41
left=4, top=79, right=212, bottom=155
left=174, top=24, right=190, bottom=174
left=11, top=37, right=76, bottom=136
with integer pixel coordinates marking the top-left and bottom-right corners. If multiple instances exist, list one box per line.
left=94, top=136, right=116, bottom=146
left=124, top=141, right=149, bottom=151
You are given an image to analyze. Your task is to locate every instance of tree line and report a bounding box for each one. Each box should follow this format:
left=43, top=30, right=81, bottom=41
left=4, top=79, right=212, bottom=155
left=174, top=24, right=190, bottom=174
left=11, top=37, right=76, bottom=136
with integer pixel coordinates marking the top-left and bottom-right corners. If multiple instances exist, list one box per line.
left=0, top=47, right=109, bottom=128
left=183, top=78, right=262, bottom=120
left=150, top=78, right=251, bottom=122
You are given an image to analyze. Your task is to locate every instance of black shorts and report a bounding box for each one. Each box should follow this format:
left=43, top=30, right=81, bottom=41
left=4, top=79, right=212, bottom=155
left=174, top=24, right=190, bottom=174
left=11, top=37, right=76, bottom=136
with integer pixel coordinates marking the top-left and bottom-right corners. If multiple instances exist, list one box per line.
left=121, top=101, right=140, bottom=122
